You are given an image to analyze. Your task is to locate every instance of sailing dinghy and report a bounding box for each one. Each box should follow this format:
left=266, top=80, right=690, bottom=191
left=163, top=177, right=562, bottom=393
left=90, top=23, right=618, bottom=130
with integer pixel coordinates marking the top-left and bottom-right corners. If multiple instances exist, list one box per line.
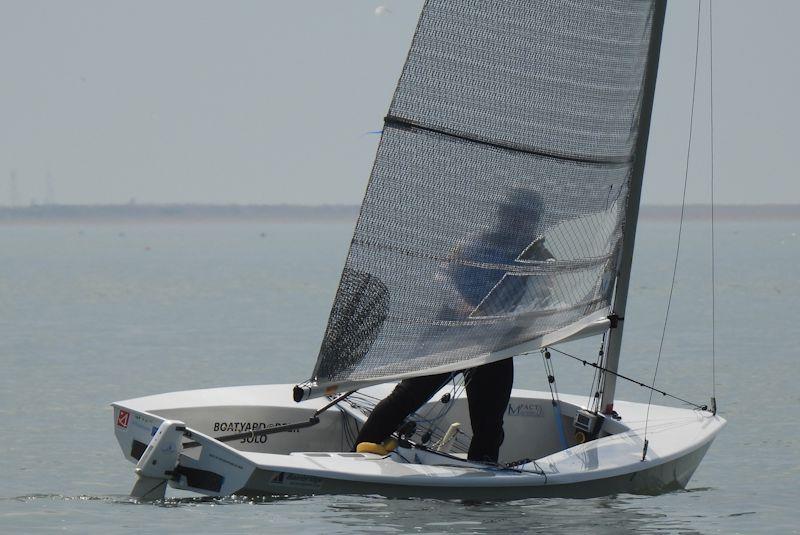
left=113, top=0, right=725, bottom=500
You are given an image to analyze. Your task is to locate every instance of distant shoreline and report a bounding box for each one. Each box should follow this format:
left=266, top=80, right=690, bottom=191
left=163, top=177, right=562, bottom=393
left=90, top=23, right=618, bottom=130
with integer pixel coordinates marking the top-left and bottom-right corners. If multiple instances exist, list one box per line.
left=0, top=204, right=360, bottom=224
left=0, top=203, right=798, bottom=224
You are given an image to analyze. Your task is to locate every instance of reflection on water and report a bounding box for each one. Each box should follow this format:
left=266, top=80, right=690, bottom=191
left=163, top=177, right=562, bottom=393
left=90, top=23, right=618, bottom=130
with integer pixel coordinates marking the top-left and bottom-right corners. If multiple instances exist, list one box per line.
left=319, top=495, right=711, bottom=534
left=4, top=493, right=711, bottom=534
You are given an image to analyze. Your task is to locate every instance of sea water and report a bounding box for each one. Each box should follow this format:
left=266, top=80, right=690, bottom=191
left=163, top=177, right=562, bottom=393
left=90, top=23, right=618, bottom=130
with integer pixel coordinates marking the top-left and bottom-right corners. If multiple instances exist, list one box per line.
left=0, top=218, right=797, bottom=534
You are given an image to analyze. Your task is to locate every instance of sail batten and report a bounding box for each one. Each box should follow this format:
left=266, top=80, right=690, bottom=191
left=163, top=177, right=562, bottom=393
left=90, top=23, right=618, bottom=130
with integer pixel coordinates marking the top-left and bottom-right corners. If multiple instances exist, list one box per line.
left=384, top=116, right=635, bottom=166
left=304, top=0, right=660, bottom=397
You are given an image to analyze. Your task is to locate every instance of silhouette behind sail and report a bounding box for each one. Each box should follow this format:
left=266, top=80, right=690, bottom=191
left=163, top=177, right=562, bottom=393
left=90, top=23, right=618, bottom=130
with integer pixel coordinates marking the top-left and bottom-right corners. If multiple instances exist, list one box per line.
left=306, top=0, right=660, bottom=396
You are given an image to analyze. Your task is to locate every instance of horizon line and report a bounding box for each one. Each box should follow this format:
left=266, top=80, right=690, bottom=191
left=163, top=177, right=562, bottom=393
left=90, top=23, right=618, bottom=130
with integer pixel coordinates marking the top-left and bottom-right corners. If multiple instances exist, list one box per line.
left=1, top=202, right=799, bottom=208
left=2, top=203, right=799, bottom=224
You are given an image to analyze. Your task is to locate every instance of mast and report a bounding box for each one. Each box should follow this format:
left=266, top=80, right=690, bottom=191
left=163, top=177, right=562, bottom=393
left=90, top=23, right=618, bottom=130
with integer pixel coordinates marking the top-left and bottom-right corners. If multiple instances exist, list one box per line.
left=600, top=0, right=668, bottom=415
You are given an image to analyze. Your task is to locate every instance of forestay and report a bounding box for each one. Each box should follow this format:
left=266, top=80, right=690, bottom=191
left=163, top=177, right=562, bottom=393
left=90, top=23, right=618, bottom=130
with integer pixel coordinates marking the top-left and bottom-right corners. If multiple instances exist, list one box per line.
left=300, top=0, right=660, bottom=398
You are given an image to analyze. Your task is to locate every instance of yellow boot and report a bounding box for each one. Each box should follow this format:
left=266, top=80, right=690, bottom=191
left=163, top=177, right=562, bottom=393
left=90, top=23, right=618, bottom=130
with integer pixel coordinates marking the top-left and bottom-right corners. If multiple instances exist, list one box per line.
left=355, top=437, right=398, bottom=455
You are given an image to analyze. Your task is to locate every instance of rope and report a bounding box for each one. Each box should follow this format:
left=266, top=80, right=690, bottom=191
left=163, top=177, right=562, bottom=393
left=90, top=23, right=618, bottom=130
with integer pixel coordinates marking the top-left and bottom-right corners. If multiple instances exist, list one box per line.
left=536, top=346, right=708, bottom=411
left=541, top=349, right=569, bottom=450
left=643, top=0, right=704, bottom=459
left=585, top=334, right=606, bottom=414
left=372, top=373, right=473, bottom=453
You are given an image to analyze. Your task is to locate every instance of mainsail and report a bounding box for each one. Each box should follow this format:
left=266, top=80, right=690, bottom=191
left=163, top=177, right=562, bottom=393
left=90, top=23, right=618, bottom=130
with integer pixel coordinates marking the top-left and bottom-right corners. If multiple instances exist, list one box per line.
left=300, top=0, right=662, bottom=398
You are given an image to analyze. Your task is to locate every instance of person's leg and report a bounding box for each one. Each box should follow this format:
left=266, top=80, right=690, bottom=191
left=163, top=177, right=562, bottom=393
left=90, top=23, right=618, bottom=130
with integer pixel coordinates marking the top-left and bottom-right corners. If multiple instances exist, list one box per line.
left=353, top=373, right=452, bottom=448
left=464, top=358, right=513, bottom=462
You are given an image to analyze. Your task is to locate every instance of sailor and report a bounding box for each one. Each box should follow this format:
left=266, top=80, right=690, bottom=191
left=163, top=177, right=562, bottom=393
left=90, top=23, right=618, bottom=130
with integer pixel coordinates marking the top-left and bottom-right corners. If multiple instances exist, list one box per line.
left=353, top=189, right=552, bottom=462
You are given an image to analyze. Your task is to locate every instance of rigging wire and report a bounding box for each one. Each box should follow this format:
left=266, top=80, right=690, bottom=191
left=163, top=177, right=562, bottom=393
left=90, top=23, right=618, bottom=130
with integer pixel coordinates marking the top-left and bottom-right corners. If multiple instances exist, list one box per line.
left=709, top=0, right=718, bottom=413
left=539, top=346, right=708, bottom=410
left=643, top=0, right=704, bottom=459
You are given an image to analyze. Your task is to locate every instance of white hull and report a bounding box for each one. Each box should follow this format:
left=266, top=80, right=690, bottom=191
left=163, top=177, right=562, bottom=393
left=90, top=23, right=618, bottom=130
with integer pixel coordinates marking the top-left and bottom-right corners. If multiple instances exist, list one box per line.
left=112, top=384, right=724, bottom=499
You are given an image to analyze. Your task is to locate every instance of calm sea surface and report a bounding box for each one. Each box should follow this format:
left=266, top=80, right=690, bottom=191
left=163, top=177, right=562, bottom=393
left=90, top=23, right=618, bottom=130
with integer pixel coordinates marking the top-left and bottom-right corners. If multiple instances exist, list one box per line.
left=1, top=218, right=797, bottom=533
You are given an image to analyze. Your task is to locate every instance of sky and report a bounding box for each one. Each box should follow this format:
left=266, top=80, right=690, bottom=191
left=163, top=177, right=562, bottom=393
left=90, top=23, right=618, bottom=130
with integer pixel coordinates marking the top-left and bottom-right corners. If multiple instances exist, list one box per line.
left=0, top=0, right=797, bottom=206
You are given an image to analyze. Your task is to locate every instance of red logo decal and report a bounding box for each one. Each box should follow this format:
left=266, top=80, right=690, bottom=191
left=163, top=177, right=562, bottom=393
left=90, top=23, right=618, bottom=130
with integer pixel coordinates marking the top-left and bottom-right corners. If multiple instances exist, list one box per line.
left=116, top=409, right=130, bottom=429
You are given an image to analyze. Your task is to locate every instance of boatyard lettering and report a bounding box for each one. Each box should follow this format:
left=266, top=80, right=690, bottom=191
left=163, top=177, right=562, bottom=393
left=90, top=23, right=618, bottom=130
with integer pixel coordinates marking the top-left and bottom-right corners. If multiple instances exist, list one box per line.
left=212, top=421, right=299, bottom=443
left=214, top=421, right=262, bottom=433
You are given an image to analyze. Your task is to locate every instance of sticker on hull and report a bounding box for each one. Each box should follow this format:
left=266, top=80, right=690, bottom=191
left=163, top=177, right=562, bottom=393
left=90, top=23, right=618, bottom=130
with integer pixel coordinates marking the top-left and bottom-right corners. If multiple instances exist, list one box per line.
left=116, top=409, right=130, bottom=428
left=269, top=471, right=323, bottom=491
left=507, top=403, right=544, bottom=417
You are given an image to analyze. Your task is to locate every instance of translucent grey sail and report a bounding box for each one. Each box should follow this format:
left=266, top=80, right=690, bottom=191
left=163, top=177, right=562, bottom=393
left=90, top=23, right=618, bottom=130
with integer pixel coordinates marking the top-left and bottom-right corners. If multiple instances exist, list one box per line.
left=305, top=0, right=659, bottom=395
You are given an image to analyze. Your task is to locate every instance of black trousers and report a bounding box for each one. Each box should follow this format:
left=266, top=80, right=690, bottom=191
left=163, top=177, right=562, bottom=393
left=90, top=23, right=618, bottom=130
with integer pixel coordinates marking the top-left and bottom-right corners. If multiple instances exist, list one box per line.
left=353, top=358, right=513, bottom=462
